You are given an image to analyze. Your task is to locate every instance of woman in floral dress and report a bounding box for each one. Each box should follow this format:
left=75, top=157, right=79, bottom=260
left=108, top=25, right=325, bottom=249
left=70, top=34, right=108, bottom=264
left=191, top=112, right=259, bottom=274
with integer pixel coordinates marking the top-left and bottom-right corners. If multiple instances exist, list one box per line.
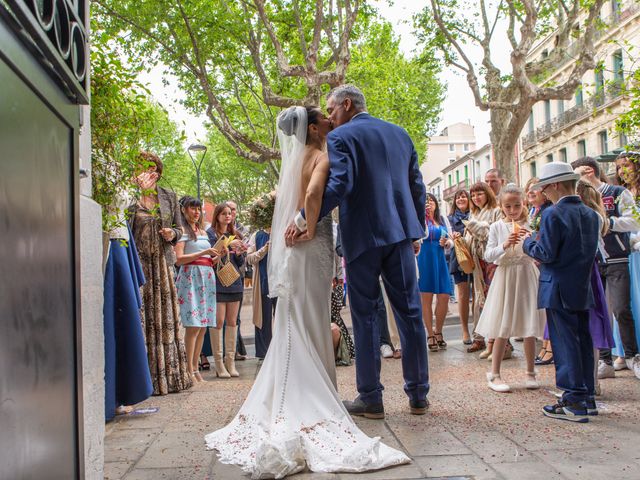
left=128, top=152, right=192, bottom=395
left=175, top=196, right=221, bottom=384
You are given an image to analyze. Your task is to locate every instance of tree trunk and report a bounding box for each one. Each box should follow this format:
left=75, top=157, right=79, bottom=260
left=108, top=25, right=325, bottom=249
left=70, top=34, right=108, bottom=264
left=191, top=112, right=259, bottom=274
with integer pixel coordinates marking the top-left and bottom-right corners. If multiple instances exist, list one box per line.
left=489, top=110, right=517, bottom=182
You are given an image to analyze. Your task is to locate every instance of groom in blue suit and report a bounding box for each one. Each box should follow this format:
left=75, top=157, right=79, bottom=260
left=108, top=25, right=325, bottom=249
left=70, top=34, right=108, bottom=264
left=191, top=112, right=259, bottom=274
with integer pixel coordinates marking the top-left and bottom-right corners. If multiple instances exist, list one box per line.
left=287, top=85, right=429, bottom=418
left=523, top=162, right=600, bottom=423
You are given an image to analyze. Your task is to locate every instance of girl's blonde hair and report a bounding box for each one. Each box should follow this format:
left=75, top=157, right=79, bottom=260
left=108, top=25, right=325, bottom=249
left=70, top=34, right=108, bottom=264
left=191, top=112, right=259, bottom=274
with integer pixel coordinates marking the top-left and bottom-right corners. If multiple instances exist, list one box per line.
left=576, top=180, right=609, bottom=236
left=499, top=183, right=528, bottom=223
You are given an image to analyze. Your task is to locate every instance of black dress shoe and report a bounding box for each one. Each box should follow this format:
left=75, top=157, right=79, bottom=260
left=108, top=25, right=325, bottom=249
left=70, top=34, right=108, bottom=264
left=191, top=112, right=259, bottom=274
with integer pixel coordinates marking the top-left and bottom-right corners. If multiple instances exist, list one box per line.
left=409, top=398, right=429, bottom=415
left=343, top=396, right=385, bottom=419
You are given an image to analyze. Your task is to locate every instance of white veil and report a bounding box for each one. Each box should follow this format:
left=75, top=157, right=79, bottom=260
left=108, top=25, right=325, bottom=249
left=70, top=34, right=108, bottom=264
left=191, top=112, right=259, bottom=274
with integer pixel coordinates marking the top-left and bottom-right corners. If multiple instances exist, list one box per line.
left=268, top=106, right=308, bottom=298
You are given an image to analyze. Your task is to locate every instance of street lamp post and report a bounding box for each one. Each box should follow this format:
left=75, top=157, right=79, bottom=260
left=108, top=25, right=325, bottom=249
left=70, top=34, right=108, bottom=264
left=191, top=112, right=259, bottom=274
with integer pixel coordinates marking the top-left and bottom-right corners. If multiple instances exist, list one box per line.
left=187, top=144, right=208, bottom=200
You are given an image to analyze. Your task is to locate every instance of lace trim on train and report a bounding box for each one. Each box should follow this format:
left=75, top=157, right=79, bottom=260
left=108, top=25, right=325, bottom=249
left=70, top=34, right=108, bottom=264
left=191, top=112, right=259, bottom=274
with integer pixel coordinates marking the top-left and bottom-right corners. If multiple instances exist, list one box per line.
left=205, top=413, right=407, bottom=479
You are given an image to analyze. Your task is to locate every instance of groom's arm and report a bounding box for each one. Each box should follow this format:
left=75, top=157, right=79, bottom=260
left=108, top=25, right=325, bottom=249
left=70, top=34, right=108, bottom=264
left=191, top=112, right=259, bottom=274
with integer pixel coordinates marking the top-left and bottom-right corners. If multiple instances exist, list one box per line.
left=295, top=134, right=354, bottom=229
left=408, top=144, right=426, bottom=232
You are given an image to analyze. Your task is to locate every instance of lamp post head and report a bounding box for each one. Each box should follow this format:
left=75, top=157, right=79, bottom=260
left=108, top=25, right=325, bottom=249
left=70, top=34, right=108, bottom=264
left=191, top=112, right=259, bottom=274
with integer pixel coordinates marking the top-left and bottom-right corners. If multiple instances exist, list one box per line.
left=188, top=144, right=207, bottom=153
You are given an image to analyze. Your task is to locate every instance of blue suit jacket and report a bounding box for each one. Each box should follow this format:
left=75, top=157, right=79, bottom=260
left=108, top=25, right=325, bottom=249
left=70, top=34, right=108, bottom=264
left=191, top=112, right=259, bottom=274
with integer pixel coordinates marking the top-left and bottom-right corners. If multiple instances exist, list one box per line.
left=523, top=196, right=600, bottom=311
left=314, top=113, right=426, bottom=262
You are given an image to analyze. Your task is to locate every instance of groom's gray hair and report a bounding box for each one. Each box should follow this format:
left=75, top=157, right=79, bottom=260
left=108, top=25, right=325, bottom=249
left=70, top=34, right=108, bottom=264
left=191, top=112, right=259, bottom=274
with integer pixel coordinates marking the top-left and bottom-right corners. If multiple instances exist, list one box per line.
left=327, top=85, right=367, bottom=111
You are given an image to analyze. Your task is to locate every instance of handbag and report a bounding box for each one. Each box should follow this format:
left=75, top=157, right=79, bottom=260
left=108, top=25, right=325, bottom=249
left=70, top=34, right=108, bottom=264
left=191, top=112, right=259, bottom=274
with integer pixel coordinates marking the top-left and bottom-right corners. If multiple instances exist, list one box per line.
left=453, top=237, right=475, bottom=274
left=216, top=252, right=241, bottom=287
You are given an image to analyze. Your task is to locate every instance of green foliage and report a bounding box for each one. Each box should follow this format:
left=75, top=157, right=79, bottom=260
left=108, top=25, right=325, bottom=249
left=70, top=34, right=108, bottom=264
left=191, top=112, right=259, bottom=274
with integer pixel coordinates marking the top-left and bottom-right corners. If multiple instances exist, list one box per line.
left=91, top=24, right=186, bottom=232
left=197, top=129, right=277, bottom=219
left=347, top=21, right=443, bottom=160
left=93, top=0, right=443, bottom=166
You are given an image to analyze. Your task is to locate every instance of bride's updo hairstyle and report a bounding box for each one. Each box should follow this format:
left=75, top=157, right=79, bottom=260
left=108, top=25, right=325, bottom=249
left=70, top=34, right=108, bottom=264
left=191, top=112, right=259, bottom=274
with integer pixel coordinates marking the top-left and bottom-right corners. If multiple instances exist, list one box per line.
left=277, top=106, right=321, bottom=144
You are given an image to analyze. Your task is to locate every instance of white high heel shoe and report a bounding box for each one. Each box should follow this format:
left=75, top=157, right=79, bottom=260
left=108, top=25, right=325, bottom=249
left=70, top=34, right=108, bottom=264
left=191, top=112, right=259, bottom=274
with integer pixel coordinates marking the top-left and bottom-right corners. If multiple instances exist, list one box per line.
left=486, top=372, right=510, bottom=393
left=525, top=371, right=540, bottom=390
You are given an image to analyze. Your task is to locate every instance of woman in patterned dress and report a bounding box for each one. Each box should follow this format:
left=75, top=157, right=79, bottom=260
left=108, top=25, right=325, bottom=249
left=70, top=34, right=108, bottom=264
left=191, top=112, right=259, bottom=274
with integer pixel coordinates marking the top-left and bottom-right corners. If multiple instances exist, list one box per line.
left=128, top=152, right=192, bottom=395
left=174, top=196, right=221, bottom=384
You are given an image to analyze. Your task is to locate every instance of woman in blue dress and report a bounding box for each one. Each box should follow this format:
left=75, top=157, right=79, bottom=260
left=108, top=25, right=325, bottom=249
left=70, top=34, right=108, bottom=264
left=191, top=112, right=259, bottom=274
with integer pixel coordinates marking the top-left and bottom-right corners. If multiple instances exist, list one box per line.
left=175, top=196, right=221, bottom=384
left=417, top=193, right=453, bottom=352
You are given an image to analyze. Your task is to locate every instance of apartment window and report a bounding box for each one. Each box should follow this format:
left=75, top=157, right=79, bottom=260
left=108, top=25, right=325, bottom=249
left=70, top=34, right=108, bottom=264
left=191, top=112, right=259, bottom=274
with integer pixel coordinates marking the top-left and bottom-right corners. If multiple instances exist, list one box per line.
left=456, top=170, right=460, bottom=184
left=577, top=139, right=587, bottom=157
left=528, top=111, right=534, bottom=134
left=612, top=0, right=621, bottom=18
left=613, top=50, right=624, bottom=85
left=558, top=99, right=564, bottom=115
left=546, top=153, right=554, bottom=163
left=530, top=162, right=537, bottom=179
left=448, top=144, right=455, bottom=152
left=544, top=100, right=552, bottom=123
left=599, top=130, right=609, bottom=154
left=619, top=131, right=628, bottom=148
left=463, top=143, right=470, bottom=152
left=575, top=86, right=584, bottom=106
left=559, top=148, right=568, bottom=163
left=448, top=174, right=452, bottom=187
left=464, top=165, right=468, bottom=180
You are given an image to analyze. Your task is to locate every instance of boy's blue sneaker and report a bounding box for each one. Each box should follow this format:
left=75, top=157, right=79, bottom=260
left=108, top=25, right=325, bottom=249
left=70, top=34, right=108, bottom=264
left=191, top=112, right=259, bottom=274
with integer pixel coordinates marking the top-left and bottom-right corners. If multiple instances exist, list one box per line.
left=543, top=401, right=589, bottom=423
left=586, top=398, right=599, bottom=416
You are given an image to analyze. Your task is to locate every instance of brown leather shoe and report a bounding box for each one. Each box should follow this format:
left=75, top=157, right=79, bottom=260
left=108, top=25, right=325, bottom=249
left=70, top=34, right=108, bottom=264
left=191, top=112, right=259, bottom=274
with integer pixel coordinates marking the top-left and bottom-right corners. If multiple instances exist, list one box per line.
left=393, top=348, right=402, bottom=359
left=467, top=339, right=486, bottom=353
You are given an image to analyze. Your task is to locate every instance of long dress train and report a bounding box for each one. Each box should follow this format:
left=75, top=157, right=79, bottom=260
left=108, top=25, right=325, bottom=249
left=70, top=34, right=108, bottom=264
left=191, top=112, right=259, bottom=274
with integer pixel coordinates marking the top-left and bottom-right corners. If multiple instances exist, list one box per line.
left=204, top=217, right=409, bottom=478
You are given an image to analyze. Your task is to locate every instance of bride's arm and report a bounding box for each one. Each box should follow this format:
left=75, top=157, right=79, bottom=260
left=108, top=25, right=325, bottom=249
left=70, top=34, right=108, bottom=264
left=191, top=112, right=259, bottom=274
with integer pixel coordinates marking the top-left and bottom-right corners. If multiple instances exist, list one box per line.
left=304, top=154, right=330, bottom=240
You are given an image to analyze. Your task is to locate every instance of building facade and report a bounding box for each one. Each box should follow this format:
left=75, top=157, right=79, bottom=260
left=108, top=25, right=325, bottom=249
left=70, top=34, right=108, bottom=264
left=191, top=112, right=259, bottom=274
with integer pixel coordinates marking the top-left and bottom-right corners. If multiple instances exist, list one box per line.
left=441, top=144, right=493, bottom=202
left=421, top=123, right=476, bottom=194
left=519, top=0, right=640, bottom=183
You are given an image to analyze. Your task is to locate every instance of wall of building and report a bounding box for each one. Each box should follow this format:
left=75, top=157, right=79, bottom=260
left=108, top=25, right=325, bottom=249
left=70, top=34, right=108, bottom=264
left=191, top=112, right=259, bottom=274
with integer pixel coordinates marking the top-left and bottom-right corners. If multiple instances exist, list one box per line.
left=421, top=123, right=476, bottom=188
left=79, top=104, right=105, bottom=479
left=519, top=1, right=640, bottom=183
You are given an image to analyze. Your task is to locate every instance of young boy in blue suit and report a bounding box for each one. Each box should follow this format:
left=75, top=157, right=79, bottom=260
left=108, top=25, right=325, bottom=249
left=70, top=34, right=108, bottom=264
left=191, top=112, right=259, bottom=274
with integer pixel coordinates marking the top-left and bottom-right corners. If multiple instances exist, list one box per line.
left=523, top=163, right=600, bottom=423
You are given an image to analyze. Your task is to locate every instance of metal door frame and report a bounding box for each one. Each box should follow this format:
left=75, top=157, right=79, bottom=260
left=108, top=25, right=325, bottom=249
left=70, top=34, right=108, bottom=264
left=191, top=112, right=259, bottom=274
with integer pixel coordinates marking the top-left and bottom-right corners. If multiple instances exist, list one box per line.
left=0, top=14, right=84, bottom=478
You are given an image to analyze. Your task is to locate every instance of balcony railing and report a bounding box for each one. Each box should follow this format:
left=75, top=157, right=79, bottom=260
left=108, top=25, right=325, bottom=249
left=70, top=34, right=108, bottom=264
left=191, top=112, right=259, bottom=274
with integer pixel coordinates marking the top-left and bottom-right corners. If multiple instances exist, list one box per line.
left=522, top=84, right=624, bottom=149
left=553, top=3, right=640, bottom=71
left=443, top=179, right=470, bottom=200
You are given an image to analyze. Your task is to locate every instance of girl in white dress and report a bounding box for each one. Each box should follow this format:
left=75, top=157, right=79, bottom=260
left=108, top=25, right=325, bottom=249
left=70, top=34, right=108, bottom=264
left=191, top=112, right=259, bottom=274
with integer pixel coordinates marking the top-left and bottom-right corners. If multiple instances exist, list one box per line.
left=475, top=184, right=546, bottom=393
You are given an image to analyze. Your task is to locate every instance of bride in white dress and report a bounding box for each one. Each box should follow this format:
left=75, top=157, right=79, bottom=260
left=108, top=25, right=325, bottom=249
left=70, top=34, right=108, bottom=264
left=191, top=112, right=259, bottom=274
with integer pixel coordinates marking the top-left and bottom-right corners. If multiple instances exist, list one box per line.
left=204, top=106, right=410, bottom=478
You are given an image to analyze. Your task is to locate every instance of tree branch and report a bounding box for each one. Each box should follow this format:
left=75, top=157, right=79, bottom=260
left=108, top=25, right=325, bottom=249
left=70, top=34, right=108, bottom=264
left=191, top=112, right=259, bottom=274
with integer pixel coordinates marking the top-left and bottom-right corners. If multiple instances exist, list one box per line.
left=252, top=0, right=307, bottom=78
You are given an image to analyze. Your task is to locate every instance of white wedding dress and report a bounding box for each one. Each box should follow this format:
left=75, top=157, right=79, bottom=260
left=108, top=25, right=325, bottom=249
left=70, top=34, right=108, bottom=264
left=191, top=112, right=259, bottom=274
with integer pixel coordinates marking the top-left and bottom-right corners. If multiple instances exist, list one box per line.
left=204, top=107, right=410, bottom=478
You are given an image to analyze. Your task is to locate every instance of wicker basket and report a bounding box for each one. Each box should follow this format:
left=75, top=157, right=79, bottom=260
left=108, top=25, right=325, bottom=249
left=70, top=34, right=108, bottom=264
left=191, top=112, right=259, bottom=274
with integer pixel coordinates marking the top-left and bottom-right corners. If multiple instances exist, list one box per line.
left=216, top=253, right=240, bottom=287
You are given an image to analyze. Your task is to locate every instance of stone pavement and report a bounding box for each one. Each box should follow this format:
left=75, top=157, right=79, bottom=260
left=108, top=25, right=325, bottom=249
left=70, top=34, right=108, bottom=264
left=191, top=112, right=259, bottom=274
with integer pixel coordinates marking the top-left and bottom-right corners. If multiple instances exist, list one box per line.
left=105, top=304, right=640, bottom=480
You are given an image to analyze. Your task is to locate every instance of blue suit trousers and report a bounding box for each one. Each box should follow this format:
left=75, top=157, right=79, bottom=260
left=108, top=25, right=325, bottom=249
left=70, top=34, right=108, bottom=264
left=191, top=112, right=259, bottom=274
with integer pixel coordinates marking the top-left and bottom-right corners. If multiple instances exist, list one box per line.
left=546, top=308, right=594, bottom=404
left=346, top=240, right=429, bottom=404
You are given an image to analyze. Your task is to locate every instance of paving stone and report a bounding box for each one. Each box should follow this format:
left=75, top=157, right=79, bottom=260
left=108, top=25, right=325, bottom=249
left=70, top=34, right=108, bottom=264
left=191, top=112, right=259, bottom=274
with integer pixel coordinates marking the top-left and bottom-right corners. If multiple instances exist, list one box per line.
left=209, top=457, right=249, bottom=479
left=123, top=467, right=211, bottom=480
left=388, top=420, right=471, bottom=457
left=537, top=447, right=640, bottom=480
left=104, top=428, right=162, bottom=463
left=135, top=430, right=213, bottom=469
left=289, top=473, right=339, bottom=479
left=338, top=463, right=426, bottom=480
left=414, top=454, right=499, bottom=479
left=454, top=430, right=534, bottom=464
left=103, top=461, right=134, bottom=480
left=491, top=461, right=565, bottom=480
left=352, top=417, right=405, bottom=451
left=104, top=304, right=640, bottom=480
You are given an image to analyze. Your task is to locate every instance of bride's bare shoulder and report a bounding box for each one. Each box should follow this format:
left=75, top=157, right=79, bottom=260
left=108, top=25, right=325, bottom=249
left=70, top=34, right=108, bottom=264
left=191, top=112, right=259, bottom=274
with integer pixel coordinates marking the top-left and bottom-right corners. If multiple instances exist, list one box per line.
left=307, top=147, right=328, bottom=169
